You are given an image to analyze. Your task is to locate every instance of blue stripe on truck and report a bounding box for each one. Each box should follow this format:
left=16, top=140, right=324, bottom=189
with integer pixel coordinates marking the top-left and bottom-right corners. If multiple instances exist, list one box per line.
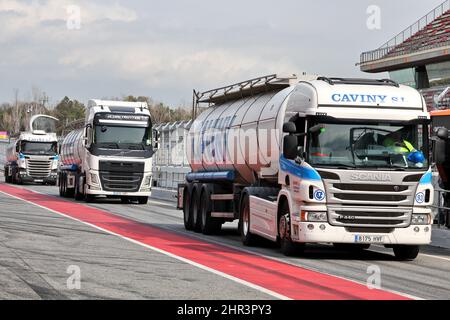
left=186, top=171, right=235, bottom=183
left=279, top=156, right=321, bottom=181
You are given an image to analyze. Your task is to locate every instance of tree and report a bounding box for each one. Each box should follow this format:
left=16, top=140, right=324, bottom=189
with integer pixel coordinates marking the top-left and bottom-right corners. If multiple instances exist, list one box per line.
left=52, top=96, right=85, bottom=134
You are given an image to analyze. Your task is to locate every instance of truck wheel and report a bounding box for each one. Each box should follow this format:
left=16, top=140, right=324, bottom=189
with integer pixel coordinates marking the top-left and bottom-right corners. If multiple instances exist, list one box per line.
left=200, top=187, right=221, bottom=235
left=74, top=177, right=84, bottom=201
left=137, top=197, right=148, bottom=205
left=393, top=245, right=420, bottom=261
left=85, top=193, right=95, bottom=203
left=191, top=187, right=202, bottom=232
left=239, top=193, right=259, bottom=246
left=11, top=168, right=17, bottom=184
left=183, top=187, right=194, bottom=231
left=59, top=174, right=64, bottom=196
left=279, top=204, right=304, bottom=256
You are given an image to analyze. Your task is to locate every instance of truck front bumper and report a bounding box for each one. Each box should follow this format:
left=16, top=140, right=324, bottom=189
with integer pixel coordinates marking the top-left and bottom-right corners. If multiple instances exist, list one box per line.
left=292, top=222, right=432, bottom=245
left=85, top=186, right=151, bottom=197
left=19, top=174, right=57, bottom=184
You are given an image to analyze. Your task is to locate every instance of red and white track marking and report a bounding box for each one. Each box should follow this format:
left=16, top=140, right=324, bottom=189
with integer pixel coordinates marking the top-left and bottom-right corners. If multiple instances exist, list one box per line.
left=0, top=183, right=411, bottom=300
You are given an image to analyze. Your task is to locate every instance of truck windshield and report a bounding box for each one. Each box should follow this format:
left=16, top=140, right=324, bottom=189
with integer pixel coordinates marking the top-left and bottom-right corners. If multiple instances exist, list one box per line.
left=21, top=141, right=57, bottom=155
left=94, top=125, right=151, bottom=150
left=307, top=122, right=429, bottom=170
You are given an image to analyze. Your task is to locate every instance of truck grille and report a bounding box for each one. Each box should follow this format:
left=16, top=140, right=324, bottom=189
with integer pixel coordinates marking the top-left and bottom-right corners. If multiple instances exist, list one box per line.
left=328, top=207, right=412, bottom=228
left=325, top=182, right=415, bottom=206
left=26, top=158, right=52, bottom=178
left=98, top=161, right=144, bottom=192
left=320, top=171, right=423, bottom=228
left=99, top=172, right=143, bottom=192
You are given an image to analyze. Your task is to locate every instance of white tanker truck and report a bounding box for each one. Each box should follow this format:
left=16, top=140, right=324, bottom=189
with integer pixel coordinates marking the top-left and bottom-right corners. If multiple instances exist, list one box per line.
left=58, top=99, right=156, bottom=204
left=178, top=74, right=433, bottom=260
left=4, top=115, right=59, bottom=185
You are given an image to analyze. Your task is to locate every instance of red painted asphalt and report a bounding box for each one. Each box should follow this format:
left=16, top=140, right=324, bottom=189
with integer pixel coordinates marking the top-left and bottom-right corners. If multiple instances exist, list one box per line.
left=0, top=183, right=410, bottom=300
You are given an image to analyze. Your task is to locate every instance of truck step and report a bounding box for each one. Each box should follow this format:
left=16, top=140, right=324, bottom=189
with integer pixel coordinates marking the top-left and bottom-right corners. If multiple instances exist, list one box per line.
left=210, top=194, right=234, bottom=201
left=211, top=212, right=235, bottom=218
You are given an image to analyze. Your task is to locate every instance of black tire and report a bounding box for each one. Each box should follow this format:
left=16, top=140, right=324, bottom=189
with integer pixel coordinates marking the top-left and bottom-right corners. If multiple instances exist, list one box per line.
left=393, top=245, right=420, bottom=261
left=59, top=173, right=64, bottom=196
left=239, top=193, right=259, bottom=246
left=279, top=202, right=304, bottom=256
left=85, top=193, right=95, bottom=203
left=74, top=176, right=84, bottom=201
left=11, top=167, right=17, bottom=184
left=137, top=197, right=148, bottom=205
left=183, top=187, right=194, bottom=231
left=4, top=167, right=11, bottom=183
left=191, top=187, right=202, bottom=232
left=200, top=187, right=221, bottom=235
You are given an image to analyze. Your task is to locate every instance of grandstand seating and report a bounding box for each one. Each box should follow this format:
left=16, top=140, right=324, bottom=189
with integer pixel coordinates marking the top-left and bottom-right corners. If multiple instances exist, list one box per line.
left=385, top=10, right=450, bottom=58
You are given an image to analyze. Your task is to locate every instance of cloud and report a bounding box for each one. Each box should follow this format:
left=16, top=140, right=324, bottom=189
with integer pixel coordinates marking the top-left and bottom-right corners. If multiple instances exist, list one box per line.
left=0, top=0, right=137, bottom=42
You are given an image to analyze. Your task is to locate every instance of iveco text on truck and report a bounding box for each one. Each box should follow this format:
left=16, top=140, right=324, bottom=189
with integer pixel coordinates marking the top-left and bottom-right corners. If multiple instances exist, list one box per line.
left=4, top=115, right=59, bottom=185
left=58, top=99, right=156, bottom=204
left=178, top=75, right=433, bottom=261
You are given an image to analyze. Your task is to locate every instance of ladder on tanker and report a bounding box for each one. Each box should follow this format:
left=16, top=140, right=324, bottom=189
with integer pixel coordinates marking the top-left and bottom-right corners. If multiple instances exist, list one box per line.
left=192, top=74, right=298, bottom=118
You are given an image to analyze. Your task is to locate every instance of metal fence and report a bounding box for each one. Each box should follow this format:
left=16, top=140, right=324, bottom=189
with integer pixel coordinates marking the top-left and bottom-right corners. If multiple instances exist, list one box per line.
left=432, top=187, right=450, bottom=228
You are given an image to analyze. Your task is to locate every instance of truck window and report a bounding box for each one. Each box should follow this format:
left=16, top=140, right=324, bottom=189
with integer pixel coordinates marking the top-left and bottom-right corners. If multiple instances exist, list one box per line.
left=307, top=121, right=429, bottom=170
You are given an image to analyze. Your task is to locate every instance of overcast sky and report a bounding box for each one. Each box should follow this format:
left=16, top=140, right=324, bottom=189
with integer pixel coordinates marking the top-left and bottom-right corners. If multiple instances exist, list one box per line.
left=0, top=0, right=445, bottom=107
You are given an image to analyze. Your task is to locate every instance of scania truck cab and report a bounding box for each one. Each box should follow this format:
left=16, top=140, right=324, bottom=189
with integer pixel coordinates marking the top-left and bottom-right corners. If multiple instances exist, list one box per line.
left=179, top=75, right=433, bottom=261
left=4, top=115, right=59, bottom=185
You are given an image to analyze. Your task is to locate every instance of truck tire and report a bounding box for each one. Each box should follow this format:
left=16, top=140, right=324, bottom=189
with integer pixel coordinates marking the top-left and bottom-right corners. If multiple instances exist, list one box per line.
left=137, top=197, right=148, bottom=205
left=58, top=173, right=64, bottom=196
left=74, top=176, right=84, bottom=201
left=183, top=186, right=194, bottom=230
left=200, top=185, right=221, bottom=235
left=85, top=193, right=95, bottom=203
left=279, top=202, right=304, bottom=256
left=239, top=193, right=259, bottom=246
left=191, top=186, right=202, bottom=232
left=393, top=245, right=420, bottom=261
left=4, top=167, right=11, bottom=183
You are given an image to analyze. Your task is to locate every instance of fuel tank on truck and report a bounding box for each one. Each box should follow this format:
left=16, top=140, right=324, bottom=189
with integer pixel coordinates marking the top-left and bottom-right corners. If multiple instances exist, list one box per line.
left=187, top=82, right=297, bottom=184
left=6, top=143, right=18, bottom=163
left=60, top=129, right=84, bottom=166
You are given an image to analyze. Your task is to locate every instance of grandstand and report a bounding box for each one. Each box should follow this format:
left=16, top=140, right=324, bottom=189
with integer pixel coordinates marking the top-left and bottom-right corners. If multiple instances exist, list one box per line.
left=359, top=0, right=450, bottom=110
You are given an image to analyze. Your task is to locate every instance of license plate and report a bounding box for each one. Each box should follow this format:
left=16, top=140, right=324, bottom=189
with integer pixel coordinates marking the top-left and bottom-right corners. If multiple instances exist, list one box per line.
left=34, top=179, right=43, bottom=183
left=354, top=235, right=385, bottom=243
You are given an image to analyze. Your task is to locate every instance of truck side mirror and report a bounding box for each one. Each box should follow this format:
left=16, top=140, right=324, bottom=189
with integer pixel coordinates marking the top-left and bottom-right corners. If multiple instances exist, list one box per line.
left=283, top=122, right=297, bottom=134
left=283, top=135, right=298, bottom=160
left=84, top=124, right=92, bottom=148
left=434, top=139, right=447, bottom=165
left=436, top=127, right=449, bottom=140
left=15, top=144, right=20, bottom=153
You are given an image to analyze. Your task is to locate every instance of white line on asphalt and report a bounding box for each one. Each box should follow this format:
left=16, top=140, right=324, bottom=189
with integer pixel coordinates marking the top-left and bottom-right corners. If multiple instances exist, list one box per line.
left=0, top=190, right=289, bottom=300
left=419, top=253, right=450, bottom=262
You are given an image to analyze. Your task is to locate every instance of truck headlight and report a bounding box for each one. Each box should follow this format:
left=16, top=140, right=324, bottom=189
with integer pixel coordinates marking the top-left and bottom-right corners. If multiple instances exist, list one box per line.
left=90, top=173, right=99, bottom=185
left=301, top=211, right=327, bottom=222
left=144, top=175, right=152, bottom=186
left=411, top=214, right=430, bottom=225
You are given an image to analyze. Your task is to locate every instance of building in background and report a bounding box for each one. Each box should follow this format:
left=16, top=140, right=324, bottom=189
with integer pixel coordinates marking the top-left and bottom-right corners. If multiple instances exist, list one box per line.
left=359, top=0, right=450, bottom=111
